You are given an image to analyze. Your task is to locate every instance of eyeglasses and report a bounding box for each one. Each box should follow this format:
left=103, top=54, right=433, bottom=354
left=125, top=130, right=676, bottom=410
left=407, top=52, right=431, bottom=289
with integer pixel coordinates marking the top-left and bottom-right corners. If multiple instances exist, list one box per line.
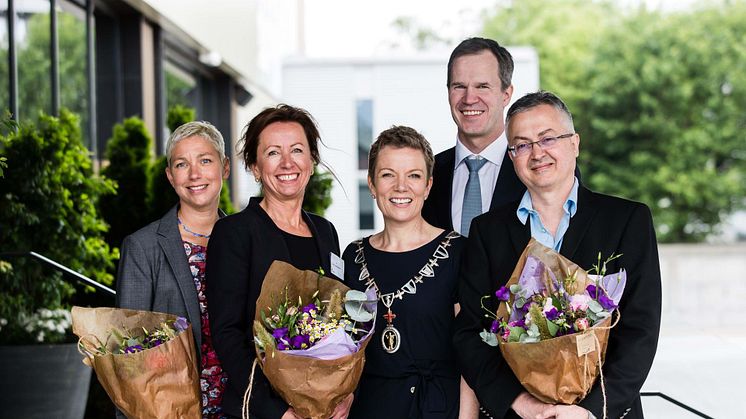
left=507, top=133, right=575, bottom=157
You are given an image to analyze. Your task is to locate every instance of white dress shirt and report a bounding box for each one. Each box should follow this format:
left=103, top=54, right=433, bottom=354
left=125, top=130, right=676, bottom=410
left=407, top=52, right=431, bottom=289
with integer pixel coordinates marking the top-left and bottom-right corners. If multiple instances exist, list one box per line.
left=450, top=134, right=508, bottom=235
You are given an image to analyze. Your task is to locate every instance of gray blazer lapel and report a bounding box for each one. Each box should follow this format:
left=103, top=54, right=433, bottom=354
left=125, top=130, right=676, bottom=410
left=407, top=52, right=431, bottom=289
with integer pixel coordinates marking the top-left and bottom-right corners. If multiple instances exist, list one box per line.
left=157, top=206, right=203, bottom=350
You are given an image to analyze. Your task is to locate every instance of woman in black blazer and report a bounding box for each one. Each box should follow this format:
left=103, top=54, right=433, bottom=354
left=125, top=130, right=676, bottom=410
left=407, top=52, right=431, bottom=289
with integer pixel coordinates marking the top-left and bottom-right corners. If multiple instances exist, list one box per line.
left=206, top=105, right=348, bottom=419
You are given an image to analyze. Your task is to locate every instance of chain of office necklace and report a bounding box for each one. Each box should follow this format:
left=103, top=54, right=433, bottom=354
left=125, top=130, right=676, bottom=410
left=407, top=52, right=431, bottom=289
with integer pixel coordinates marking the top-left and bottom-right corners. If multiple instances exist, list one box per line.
left=353, top=231, right=459, bottom=353
left=178, top=217, right=212, bottom=239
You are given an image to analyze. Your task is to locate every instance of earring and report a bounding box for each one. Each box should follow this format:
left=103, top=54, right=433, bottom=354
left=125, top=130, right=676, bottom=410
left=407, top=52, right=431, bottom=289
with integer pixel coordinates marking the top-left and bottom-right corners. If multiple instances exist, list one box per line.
left=371, top=194, right=376, bottom=200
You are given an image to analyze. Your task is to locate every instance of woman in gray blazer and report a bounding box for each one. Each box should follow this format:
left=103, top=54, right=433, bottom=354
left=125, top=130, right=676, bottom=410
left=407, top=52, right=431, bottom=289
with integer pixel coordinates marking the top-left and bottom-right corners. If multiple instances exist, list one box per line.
left=116, top=121, right=230, bottom=418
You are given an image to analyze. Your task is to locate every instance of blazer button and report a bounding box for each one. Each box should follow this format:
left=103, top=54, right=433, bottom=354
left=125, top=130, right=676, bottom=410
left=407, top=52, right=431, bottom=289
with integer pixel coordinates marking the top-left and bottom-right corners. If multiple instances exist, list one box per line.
left=410, top=386, right=415, bottom=394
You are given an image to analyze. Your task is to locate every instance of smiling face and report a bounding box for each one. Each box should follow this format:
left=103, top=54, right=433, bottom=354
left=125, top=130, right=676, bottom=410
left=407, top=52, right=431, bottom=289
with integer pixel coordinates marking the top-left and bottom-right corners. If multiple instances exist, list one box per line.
left=251, top=121, right=314, bottom=203
left=507, top=104, right=579, bottom=195
left=448, top=50, right=513, bottom=152
left=369, top=146, right=433, bottom=226
left=166, top=135, right=229, bottom=212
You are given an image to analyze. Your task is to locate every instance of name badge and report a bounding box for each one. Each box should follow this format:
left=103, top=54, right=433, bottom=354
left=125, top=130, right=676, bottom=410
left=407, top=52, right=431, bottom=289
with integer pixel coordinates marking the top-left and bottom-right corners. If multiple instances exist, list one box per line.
left=330, top=252, right=345, bottom=280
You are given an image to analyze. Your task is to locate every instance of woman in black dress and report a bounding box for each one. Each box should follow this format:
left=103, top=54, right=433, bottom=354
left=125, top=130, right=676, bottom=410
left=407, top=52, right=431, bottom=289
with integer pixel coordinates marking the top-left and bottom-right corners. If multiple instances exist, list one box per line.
left=343, top=126, right=478, bottom=419
left=206, top=105, right=351, bottom=419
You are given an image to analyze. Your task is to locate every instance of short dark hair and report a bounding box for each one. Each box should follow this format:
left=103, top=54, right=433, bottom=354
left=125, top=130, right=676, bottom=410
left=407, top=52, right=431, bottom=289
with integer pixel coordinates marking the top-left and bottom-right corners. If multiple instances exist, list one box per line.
left=238, top=104, right=321, bottom=171
left=506, top=91, right=575, bottom=132
left=447, top=37, right=514, bottom=91
left=368, top=126, right=434, bottom=183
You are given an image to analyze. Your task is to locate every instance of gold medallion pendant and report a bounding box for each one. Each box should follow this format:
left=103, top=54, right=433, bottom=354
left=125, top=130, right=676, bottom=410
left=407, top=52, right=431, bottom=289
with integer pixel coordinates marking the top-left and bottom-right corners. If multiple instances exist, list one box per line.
left=381, top=309, right=400, bottom=354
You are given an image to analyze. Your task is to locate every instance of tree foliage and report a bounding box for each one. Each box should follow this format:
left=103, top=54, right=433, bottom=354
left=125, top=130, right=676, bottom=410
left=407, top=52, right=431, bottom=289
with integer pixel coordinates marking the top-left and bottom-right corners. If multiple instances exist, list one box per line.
left=482, top=0, right=746, bottom=242
left=0, top=110, right=117, bottom=343
left=100, top=117, right=153, bottom=249
left=303, top=169, right=334, bottom=216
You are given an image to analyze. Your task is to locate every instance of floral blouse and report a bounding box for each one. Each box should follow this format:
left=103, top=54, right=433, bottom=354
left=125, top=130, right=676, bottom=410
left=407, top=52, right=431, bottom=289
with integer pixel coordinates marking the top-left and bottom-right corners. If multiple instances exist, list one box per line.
left=184, top=241, right=228, bottom=419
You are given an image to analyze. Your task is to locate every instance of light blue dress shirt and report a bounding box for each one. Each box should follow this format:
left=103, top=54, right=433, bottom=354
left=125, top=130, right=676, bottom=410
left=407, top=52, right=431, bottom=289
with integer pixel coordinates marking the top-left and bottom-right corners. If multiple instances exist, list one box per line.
left=516, top=177, right=579, bottom=251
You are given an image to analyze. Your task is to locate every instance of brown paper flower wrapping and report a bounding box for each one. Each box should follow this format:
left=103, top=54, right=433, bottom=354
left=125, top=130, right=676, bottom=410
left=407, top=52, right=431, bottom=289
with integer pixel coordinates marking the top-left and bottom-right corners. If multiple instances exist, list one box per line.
left=495, top=239, right=612, bottom=404
left=71, top=306, right=201, bottom=419
left=251, top=260, right=370, bottom=419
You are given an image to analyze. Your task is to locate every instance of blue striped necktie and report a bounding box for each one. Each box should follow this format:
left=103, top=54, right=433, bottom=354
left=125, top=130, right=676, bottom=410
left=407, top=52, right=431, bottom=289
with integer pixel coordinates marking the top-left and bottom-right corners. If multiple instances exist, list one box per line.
left=461, top=156, right=487, bottom=237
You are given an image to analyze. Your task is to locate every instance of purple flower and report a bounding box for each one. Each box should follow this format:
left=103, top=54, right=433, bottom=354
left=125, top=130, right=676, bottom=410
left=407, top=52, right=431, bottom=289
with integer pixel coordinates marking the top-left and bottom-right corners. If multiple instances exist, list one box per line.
left=277, top=341, right=289, bottom=350
left=508, top=319, right=526, bottom=328
left=290, top=334, right=310, bottom=349
left=301, top=303, right=317, bottom=314
left=490, top=320, right=500, bottom=333
left=598, top=294, right=616, bottom=310
left=272, top=327, right=288, bottom=339
left=495, top=286, right=510, bottom=302
left=173, top=317, right=189, bottom=332
left=544, top=307, right=559, bottom=321
left=124, top=345, right=143, bottom=353
left=587, top=284, right=617, bottom=310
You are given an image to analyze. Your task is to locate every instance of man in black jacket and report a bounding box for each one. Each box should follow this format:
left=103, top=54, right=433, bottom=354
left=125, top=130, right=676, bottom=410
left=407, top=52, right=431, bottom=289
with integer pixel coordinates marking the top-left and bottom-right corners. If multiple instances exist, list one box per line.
left=454, top=91, right=661, bottom=419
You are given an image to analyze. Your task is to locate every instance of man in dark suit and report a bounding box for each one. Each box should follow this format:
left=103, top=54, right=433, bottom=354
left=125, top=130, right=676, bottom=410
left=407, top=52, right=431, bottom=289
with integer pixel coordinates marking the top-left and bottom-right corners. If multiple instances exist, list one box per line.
left=454, top=91, right=661, bottom=419
left=422, top=37, right=524, bottom=236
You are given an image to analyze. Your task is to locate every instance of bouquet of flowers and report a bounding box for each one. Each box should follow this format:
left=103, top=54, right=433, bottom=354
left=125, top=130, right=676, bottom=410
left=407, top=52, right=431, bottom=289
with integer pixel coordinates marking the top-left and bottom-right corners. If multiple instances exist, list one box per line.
left=480, top=239, right=626, bottom=405
left=248, top=261, right=376, bottom=419
left=72, top=306, right=201, bottom=419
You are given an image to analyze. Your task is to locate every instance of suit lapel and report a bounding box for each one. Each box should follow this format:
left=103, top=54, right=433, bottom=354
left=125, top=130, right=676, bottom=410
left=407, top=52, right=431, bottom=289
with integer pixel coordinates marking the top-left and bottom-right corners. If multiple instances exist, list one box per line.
left=157, top=206, right=202, bottom=346
left=490, top=151, right=525, bottom=211
left=560, top=186, right=598, bottom=260
left=303, top=211, right=331, bottom=275
left=506, top=208, right=531, bottom=256
left=433, top=148, right=455, bottom=230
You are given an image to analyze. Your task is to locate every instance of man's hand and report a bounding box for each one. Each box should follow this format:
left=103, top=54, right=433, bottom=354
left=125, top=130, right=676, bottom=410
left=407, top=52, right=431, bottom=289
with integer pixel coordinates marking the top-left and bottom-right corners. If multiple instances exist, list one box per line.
left=536, top=404, right=591, bottom=419
left=511, top=391, right=552, bottom=419
left=330, top=393, right=354, bottom=419
left=281, top=407, right=303, bottom=419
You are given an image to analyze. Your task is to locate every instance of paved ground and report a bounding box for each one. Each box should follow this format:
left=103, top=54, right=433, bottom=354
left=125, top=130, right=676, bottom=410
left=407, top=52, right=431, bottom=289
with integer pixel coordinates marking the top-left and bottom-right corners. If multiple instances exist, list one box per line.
left=640, top=330, right=746, bottom=418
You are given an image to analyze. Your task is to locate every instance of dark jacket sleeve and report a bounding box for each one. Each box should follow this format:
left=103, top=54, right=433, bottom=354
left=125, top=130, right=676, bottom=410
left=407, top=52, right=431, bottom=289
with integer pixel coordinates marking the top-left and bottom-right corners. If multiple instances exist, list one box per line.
left=453, top=217, right=524, bottom=418
left=206, top=216, right=288, bottom=419
left=578, top=204, right=662, bottom=418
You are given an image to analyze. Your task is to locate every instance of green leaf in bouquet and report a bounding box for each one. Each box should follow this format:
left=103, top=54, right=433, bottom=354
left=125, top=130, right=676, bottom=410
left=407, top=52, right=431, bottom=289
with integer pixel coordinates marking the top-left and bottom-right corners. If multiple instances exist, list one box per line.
left=520, top=324, right=541, bottom=343
left=588, top=299, right=604, bottom=314
left=480, top=329, right=499, bottom=346
left=515, top=296, right=527, bottom=309
left=508, top=326, right=527, bottom=342
left=546, top=319, right=559, bottom=337
left=344, top=290, right=376, bottom=322
left=509, top=284, right=522, bottom=294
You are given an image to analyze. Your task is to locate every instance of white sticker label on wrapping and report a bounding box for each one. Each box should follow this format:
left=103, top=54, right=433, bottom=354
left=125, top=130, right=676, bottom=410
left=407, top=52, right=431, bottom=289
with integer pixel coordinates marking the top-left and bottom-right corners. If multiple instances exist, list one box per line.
left=576, top=332, right=596, bottom=357
left=330, top=252, right=345, bottom=279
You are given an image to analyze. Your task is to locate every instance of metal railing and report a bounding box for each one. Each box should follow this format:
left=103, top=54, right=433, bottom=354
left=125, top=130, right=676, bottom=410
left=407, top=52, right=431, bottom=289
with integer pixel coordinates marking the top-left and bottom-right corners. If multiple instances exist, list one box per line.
left=641, top=392, right=714, bottom=418
left=0, top=251, right=116, bottom=297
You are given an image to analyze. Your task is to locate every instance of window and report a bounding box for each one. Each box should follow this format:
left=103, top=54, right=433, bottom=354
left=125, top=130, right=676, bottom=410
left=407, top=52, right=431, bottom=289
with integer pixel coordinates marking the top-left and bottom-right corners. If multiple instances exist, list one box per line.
left=356, top=98, right=373, bottom=170
left=359, top=181, right=375, bottom=230
left=1, top=2, right=9, bottom=119
left=165, top=60, right=198, bottom=111
left=16, top=0, right=52, bottom=122
left=58, top=1, right=88, bottom=146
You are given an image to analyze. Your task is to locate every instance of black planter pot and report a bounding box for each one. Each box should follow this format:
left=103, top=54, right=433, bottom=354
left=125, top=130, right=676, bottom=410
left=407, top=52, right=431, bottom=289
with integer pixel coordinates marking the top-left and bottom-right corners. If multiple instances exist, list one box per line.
left=0, top=343, right=92, bottom=419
